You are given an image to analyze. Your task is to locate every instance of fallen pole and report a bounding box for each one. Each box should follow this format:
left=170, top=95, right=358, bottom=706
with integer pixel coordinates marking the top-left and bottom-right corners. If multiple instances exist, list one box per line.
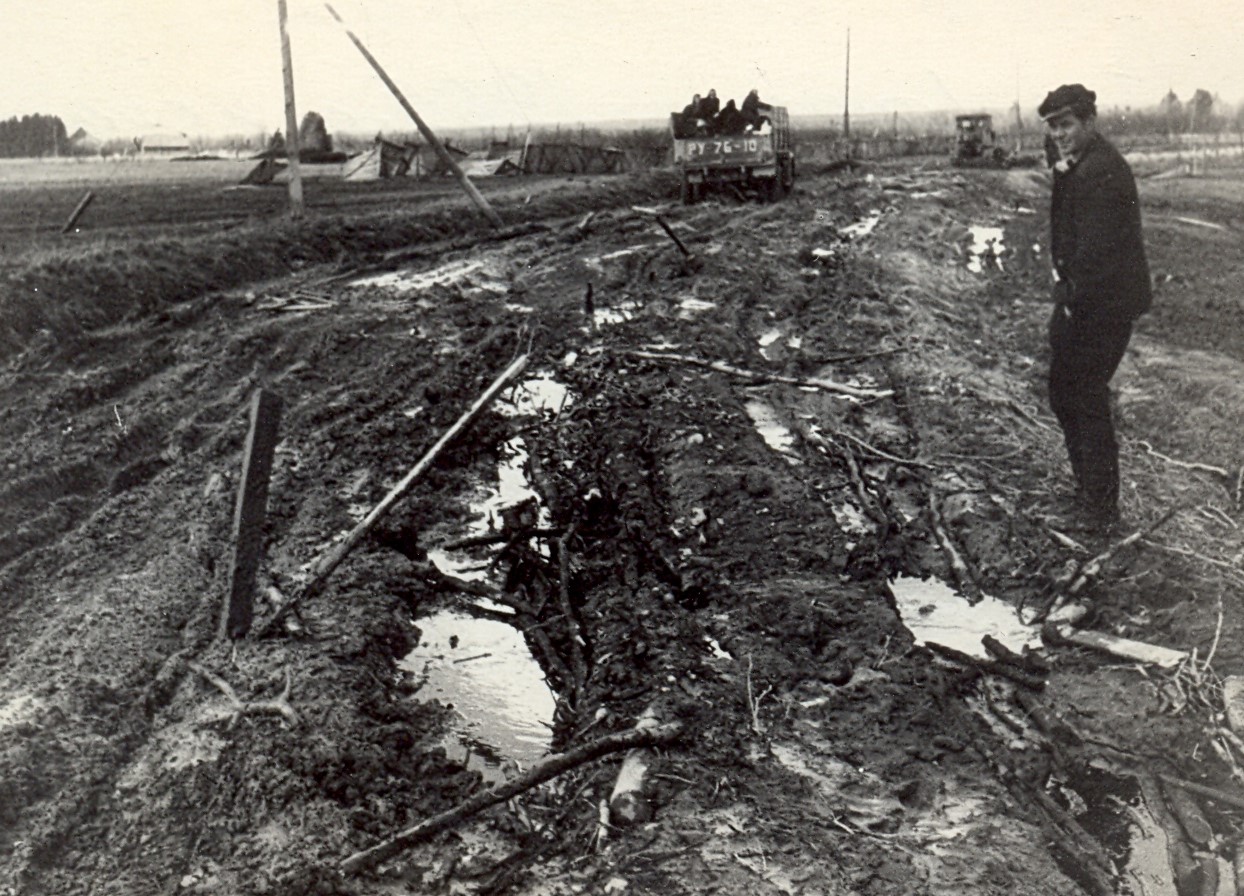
left=653, top=214, right=691, bottom=258
left=263, top=354, right=528, bottom=633
left=340, top=720, right=682, bottom=875
left=324, top=3, right=503, bottom=229
left=61, top=190, right=95, bottom=233
left=1044, top=624, right=1187, bottom=669
left=621, top=349, right=893, bottom=401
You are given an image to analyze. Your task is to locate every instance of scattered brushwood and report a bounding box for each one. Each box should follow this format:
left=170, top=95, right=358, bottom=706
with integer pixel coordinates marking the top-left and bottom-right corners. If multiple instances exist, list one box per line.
left=607, top=705, right=663, bottom=827
left=1024, top=506, right=1181, bottom=623
left=338, top=720, right=682, bottom=875
left=924, top=641, right=1046, bottom=691
left=982, top=635, right=1050, bottom=677
left=928, top=492, right=982, bottom=604
left=251, top=289, right=336, bottom=313
left=619, top=349, right=894, bottom=400
left=1137, top=770, right=1217, bottom=896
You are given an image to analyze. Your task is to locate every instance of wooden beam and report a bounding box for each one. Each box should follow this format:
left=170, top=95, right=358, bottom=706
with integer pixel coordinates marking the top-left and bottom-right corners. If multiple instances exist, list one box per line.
left=222, top=389, right=284, bottom=639
left=61, top=190, right=95, bottom=233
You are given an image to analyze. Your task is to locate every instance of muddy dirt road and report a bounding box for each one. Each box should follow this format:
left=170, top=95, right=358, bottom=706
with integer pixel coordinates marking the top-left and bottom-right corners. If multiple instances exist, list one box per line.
left=2, top=159, right=1244, bottom=896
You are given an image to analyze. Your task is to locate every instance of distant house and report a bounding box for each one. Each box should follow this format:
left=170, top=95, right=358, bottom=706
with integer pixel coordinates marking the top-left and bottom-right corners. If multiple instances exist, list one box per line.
left=137, top=133, right=192, bottom=157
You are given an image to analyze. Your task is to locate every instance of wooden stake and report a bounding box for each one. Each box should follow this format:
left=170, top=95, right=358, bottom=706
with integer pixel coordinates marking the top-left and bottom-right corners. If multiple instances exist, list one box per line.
left=222, top=389, right=283, bottom=639
left=340, top=720, right=681, bottom=875
left=324, top=3, right=503, bottom=229
left=61, top=190, right=95, bottom=233
left=263, top=355, right=528, bottom=632
left=277, top=0, right=305, bottom=219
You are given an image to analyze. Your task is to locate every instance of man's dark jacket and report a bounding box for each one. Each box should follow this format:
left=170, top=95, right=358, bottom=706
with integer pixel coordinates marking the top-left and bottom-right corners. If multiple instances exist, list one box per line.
left=1050, top=132, right=1152, bottom=323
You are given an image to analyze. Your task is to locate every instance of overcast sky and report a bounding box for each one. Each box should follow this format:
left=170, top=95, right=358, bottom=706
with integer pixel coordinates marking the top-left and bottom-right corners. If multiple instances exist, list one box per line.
left=3, top=0, right=1240, bottom=140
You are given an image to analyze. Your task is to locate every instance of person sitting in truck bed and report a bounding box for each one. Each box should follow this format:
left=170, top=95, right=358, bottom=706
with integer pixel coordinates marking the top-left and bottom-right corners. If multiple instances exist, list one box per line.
left=715, top=99, right=746, bottom=136
left=700, top=89, right=721, bottom=122
left=741, top=89, right=772, bottom=129
left=678, top=94, right=706, bottom=137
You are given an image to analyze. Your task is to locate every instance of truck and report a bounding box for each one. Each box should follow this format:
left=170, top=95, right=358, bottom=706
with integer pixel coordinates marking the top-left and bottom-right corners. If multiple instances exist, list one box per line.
left=952, top=113, right=1010, bottom=168
left=670, top=105, right=795, bottom=204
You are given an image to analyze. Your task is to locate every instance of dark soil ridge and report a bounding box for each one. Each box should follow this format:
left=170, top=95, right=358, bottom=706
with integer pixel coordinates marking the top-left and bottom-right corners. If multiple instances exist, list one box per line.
left=0, top=173, right=676, bottom=364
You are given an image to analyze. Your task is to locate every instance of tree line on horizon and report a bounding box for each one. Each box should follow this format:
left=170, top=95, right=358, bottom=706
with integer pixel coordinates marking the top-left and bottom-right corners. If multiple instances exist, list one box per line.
left=0, top=114, right=69, bottom=158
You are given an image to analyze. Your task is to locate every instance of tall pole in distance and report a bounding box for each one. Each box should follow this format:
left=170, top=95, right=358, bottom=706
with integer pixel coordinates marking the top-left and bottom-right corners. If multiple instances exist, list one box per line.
left=277, top=0, right=305, bottom=220
left=843, top=28, right=851, bottom=140
left=324, top=4, right=503, bottom=229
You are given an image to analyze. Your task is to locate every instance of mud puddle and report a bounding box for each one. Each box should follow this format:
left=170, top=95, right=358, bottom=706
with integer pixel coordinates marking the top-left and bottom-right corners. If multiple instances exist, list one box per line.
left=841, top=210, right=883, bottom=239
left=966, top=225, right=1006, bottom=273
left=1049, top=764, right=1181, bottom=896
left=889, top=574, right=1039, bottom=660
left=410, top=373, right=571, bottom=779
left=350, top=255, right=511, bottom=296
left=743, top=398, right=800, bottom=464
left=401, top=607, right=555, bottom=781
left=895, top=574, right=1186, bottom=894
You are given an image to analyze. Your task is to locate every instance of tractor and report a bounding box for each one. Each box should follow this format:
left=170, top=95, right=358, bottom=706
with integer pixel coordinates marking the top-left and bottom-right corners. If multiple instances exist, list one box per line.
left=952, top=113, right=1010, bottom=168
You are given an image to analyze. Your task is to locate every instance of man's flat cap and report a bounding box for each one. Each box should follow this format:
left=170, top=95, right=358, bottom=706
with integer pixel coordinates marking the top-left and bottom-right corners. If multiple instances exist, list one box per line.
left=1039, top=84, right=1097, bottom=120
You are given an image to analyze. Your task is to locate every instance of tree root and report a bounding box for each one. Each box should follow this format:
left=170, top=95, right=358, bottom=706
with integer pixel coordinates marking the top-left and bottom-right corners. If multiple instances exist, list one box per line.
left=186, top=660, right=300, bottom=728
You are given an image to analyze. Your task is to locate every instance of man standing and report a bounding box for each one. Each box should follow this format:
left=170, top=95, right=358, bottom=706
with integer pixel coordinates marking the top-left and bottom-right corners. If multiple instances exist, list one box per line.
left=1040, top=84, right=1152, bottom=532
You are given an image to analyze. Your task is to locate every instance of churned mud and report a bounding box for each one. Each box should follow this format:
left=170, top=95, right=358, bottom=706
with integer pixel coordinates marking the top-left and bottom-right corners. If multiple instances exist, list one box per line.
left=2, top=158, right=1244, bottom=896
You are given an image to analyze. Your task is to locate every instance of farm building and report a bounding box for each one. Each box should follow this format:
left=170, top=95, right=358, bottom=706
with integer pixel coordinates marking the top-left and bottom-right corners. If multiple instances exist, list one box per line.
left=342, top=137, right=418, bottom=181
left=137, top=133, right=192, bottom=157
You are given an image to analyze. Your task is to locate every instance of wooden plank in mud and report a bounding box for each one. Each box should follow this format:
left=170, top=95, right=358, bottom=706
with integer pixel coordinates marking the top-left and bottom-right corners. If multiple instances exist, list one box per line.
left=222, top=388, right=283, bottom=639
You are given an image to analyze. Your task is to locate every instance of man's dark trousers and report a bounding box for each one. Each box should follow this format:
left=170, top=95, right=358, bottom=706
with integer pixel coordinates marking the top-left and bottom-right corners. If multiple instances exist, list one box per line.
left=1048, top=305, right=1132, bottom=517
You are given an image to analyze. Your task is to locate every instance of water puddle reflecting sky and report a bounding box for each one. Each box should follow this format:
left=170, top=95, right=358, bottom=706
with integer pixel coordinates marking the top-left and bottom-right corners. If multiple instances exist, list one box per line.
left=401, top=610, right=555, bottom=780
left=889, top=574, right=1039, bottom=660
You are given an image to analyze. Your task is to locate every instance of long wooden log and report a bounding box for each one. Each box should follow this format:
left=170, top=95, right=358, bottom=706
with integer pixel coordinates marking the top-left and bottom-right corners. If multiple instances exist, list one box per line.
left=1159, top=773, right=1244, bottom=813
left=324, top=4, right=503, bottom=228
left=340, top=721, right=681, bottom=875
left=1050, top=626, right=1187, bottom=669
left=621, top=349, right=893, bottom=400
left=263, top=355, right=528, bottom=633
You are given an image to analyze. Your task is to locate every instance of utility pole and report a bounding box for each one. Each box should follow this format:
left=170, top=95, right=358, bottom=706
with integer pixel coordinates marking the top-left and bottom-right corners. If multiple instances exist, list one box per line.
left=277, top=0, right=305, bottom=220
left=843, top=28, right=851, bottom=140
left=324, top=4, right=503, bottom=228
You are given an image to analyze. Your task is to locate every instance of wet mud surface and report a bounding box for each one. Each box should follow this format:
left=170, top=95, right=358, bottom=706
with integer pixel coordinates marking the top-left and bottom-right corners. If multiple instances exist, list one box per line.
left=2, top=160, right=1244, bottom=895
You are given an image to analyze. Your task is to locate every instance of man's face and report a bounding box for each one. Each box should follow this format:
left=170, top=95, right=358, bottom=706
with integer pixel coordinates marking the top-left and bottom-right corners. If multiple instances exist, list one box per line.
left=1045, top=110, right=1094, bottom=160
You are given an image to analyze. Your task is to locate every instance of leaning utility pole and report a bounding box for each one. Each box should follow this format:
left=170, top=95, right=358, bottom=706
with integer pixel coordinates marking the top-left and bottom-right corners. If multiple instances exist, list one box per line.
left=324, top=4, right=503, bottom=229
left=277, top=0, right=305, bottom=219
left=843, top=28, right=851, bottom=140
